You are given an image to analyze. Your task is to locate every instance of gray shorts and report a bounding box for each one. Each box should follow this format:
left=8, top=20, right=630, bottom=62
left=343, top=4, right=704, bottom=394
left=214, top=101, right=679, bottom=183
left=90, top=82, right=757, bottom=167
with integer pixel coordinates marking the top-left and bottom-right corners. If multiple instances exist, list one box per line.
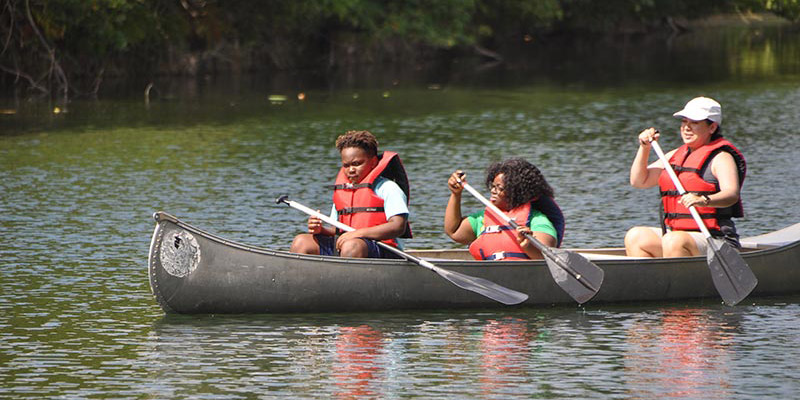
left=645, top=227, right=741, bottom=252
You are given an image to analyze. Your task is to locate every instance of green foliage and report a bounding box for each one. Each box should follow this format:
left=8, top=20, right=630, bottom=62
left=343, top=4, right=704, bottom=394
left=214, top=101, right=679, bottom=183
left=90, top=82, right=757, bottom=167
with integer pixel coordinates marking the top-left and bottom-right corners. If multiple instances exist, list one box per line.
left=767, top=0, right=800, bottom=21
left=1, top=0, right=797, bottom=97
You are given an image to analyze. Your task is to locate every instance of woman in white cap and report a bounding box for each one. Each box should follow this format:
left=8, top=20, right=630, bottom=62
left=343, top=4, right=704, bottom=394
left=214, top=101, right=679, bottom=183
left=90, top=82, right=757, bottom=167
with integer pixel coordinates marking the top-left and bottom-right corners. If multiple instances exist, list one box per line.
left=624, top=97, right=747, bottom=257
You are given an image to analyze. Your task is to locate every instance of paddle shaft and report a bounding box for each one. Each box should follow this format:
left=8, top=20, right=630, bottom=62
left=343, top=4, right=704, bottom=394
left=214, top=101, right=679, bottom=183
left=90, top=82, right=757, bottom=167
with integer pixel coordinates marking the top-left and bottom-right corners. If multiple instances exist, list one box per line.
left=458, top=180, right=595, bottom=291
left=278, top=198, right=438, bottom=267
left=650, top=139, right=758, bottom=305
left=459, top=181, right=550, bottom=253
left=278, top=196, right=530, bottom=305
left=650, top=140, right=713, bottom=238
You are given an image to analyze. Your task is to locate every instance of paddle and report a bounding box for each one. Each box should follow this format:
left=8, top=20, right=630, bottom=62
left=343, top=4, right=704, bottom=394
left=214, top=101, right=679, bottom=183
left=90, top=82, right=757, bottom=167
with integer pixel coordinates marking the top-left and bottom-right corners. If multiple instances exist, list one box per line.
left=650, top=139, right=757, bottom=306
left=457, top=179, right=604, bottom=304
left=276, top=195, right=529, bottom=305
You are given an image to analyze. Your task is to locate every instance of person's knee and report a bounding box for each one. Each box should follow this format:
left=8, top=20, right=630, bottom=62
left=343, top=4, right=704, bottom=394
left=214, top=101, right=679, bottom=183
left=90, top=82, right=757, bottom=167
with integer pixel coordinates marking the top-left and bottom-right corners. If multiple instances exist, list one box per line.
left=662, top=232, right=694, bottom=257
left=625, top=226, right=657, bottom=249
left=339, top=239, right=368, bottom=258
left=290, top=234, right=318, bottom=254
left=625, top=226, right=661, bottom=257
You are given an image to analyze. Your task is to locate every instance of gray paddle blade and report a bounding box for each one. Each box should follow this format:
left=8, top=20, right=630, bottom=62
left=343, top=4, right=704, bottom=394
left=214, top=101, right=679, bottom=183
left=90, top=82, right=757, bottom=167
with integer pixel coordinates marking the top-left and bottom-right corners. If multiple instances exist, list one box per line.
left=545, top=249, right=605, bottom=304
left=706, top=237, right=758, bottom=306
left=436, top=268, right=529, bottom=305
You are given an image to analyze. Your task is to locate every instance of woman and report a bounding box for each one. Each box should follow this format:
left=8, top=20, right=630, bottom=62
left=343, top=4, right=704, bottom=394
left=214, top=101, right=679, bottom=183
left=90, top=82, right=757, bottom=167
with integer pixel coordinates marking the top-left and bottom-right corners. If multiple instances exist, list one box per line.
left=445, top=158, right=564, bottom=261
left=625, top=97, right=746, bottom=257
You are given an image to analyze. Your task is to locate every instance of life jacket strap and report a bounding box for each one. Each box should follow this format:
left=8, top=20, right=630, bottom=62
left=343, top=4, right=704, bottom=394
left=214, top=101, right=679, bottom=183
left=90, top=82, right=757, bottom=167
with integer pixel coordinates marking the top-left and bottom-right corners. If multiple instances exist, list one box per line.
left=480, top=250, right=529, bottom=261
left=660, top=190, right=715, bottom=197
left=664, top=212, right=716, bottom=219
left=328, top=183, right=374, bottom=190
left=480, top=225, right=514, bottom=235
left=671, top=165, right=702, bottom=174
left=338, top=206, right=384, bottom=215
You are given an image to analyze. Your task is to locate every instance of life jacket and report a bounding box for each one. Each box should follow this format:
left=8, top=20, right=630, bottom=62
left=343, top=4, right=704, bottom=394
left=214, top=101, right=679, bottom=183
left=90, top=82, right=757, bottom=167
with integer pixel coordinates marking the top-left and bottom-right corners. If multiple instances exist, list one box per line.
left=468, top=199, right=564, bottom=261
left=659, top=137, right=746, bottom=234
left=331, top=151, right=412, bottom=247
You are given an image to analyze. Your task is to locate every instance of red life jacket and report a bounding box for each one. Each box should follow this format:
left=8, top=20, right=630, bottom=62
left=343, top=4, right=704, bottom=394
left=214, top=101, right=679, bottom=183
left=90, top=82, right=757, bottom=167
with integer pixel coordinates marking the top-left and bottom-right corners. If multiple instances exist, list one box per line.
left=468, top=202, right=533, bottom=261
left=659, top=137, right=746, bottom=234
left=332, top=151, right=412, bottom=247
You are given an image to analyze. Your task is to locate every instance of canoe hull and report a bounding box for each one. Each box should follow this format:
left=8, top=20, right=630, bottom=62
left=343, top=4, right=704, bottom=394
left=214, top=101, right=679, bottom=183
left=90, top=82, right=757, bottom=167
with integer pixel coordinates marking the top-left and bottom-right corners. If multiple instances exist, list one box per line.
left=148, top=212, right=800, bottom=313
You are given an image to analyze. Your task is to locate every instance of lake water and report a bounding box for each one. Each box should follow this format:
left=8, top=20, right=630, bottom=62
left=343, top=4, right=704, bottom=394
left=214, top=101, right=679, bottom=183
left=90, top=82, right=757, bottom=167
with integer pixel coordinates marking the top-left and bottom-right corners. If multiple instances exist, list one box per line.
left=2, top=25, right=800, bottom=398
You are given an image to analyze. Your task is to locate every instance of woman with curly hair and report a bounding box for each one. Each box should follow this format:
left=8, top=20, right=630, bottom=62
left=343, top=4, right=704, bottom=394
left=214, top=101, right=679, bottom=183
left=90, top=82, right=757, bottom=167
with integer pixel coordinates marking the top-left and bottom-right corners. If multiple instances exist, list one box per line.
left=444, top=158, right=565, bottom=261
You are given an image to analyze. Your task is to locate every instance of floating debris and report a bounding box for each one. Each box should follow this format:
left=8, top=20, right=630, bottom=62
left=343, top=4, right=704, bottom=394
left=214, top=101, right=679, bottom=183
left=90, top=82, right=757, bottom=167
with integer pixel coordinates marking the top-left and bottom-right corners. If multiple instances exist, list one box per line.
left=0, top=109, right=16, bottom=115
left=268, top=95, right=287, bottom=104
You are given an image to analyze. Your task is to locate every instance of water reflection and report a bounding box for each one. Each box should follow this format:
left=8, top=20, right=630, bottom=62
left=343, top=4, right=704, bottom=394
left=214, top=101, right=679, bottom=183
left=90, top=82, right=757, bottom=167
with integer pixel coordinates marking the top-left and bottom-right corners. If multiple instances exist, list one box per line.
left=1, top=23, right=800, bottom=399
left=624, top=308, right=737, bottom=399
left=333, top=325, right=384, bottom=399
left=479, top=317, right=533, bottom=396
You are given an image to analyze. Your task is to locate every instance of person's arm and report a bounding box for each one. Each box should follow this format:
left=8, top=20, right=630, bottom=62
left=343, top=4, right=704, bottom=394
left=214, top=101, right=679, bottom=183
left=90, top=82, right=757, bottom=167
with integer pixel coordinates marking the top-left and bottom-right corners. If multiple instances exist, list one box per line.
left=630, top=127, right=669, bottom=188
left=515, top=212, right=557, bottom=259
left=336, top=214, right=408, bottom=247
left=444, top=170, right=478, bottom=245
left=679, top=151, right=741, bottom=208
left=515, top=226, right=557, bottom=259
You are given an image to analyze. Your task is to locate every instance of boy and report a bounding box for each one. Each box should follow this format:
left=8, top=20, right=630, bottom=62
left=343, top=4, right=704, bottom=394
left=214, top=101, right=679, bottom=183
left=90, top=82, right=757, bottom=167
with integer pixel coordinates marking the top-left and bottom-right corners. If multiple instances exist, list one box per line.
left=290, top=130, right=411, bottom=258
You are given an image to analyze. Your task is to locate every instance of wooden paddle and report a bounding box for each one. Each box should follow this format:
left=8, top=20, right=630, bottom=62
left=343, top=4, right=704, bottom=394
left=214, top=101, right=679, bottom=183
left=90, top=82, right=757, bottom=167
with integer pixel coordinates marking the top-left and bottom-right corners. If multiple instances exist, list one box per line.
left=650, top=140, right=757, bottom=306
left=457, top=179, right=604, bottom=304
left=276, top=195, right=529, bottom=305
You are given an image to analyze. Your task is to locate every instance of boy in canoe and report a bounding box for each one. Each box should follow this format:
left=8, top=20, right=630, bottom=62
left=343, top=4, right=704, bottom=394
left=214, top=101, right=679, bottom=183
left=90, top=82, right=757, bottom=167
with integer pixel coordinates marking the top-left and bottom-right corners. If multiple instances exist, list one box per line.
left=290, top=130, right=411, bottom=258
left=625, top=97, right=746, bottom=257
left=444, top=158, right=565, bottom=260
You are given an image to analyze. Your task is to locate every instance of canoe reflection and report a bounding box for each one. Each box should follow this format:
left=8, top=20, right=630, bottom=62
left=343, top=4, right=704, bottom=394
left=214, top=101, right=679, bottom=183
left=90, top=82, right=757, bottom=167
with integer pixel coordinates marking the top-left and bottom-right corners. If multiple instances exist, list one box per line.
left=480, top=317, right=533, bottom=394
left=333, top=325, right=384, bottom=399
left=624, top=309, right=736, bottom=399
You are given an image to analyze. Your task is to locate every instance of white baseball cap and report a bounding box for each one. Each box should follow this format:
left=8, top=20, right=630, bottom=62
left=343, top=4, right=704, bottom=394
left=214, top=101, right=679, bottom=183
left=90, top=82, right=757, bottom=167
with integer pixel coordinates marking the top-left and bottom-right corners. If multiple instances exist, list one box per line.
left=673, top=97, right=722, bottom=125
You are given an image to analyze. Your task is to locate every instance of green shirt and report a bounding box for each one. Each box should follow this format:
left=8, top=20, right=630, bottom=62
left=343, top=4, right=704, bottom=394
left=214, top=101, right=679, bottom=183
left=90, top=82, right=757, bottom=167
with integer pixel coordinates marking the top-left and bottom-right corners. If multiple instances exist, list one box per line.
left=467, top=209, right=557, bottom=241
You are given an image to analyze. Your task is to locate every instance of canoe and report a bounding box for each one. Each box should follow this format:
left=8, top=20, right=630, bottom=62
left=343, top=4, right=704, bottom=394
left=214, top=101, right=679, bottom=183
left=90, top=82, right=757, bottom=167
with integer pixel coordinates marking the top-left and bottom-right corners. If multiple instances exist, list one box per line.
left=148, top=211, right=800, bottom=314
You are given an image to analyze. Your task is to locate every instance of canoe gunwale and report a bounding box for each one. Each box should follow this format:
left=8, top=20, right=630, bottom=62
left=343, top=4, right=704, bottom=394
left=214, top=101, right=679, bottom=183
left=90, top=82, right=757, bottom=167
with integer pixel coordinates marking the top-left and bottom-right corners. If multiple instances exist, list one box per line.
left=152, top=211, right=411, bottom=267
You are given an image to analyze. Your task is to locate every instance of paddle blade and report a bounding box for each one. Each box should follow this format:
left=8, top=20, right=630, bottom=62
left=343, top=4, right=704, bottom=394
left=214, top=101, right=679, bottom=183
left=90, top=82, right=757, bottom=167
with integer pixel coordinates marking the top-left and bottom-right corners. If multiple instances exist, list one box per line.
left=545, top=249, right=605, bottom=304
left=435, top=268, right=529, bottom=305
left=706, top=238, right=758, bottom=306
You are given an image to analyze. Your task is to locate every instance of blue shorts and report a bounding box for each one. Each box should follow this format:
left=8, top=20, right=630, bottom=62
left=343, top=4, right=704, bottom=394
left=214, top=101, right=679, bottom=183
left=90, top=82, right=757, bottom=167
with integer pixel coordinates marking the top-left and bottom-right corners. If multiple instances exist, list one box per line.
left=315, top=235, right=403, bottom=259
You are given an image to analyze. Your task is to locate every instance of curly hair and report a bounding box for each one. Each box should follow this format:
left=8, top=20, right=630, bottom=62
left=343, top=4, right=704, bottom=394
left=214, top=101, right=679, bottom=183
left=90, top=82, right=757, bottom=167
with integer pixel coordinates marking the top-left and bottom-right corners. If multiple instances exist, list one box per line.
left=335, top=130, right=378, bottom=157
left=485, top=158, right=554, bottom=209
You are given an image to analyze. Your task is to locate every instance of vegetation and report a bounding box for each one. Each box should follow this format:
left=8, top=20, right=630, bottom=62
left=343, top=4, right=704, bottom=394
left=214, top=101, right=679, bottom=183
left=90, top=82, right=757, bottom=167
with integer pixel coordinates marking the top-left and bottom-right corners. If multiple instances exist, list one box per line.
left=1, top=0, right=798, bottom=100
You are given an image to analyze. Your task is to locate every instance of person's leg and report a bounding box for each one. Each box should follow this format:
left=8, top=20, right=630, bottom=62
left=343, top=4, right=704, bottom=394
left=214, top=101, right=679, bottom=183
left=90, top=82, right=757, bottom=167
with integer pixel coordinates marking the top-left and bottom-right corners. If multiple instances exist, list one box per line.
left=360, top=238, right=403, bottom=259
left=625, top=226, right=664, bottom=257
left=338, top=237, right=370, bottom=258
left=290, top=233, right=321, bottom=255
left=661, top=231, right=702, bottom=257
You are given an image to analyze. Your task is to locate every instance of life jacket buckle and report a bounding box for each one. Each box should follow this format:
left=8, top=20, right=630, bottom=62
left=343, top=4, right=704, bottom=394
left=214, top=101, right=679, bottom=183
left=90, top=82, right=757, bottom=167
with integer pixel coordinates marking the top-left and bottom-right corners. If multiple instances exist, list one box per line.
left=483, top=225, right=503, bottom=234
left=491, top=251, right=509, bottom=260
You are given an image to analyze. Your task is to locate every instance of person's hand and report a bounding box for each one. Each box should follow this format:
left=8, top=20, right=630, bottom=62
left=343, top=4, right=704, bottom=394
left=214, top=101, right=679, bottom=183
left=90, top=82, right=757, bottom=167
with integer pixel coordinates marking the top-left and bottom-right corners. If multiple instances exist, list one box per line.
left=335, top=230, right=360, bottom=252
left=515, top=225, right=533, bottom=248
left=448, top=170, right=466, bottom=195
left=638, top=127, right=660, bottom=147
left=680, top=193, right=709, bottom=209
left=307, top=213, right=323, bottom=234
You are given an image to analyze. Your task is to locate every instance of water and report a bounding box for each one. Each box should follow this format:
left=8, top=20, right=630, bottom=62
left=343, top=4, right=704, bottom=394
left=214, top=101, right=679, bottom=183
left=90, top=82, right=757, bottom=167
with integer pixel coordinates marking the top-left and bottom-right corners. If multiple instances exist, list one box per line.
left=2, top=26, right=800, bottom=398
